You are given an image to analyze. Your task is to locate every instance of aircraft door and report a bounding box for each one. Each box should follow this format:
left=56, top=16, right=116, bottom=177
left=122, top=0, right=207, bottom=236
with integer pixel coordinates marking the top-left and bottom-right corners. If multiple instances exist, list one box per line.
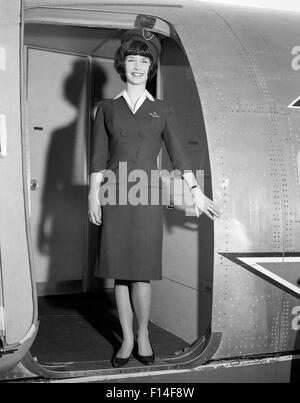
left=26, top=48, right=90, bottom=296
left=0, top=0, right=38, bottom=376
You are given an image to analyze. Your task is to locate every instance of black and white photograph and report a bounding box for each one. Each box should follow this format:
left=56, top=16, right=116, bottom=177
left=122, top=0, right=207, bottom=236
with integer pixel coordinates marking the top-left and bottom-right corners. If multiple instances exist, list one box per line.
left=0, top=0, right=299, bottom=386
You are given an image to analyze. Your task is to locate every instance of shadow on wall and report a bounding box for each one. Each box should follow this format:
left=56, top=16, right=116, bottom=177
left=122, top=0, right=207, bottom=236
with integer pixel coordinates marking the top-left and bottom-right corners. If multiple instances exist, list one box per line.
left=34, top=58, right=125, bottom=352
left=37, top=59, right=107, bottom=286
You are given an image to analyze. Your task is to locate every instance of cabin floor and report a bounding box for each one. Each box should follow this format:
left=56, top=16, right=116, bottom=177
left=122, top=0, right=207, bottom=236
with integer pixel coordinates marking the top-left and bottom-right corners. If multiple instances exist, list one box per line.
left=30, top=291, right=189, bottom=369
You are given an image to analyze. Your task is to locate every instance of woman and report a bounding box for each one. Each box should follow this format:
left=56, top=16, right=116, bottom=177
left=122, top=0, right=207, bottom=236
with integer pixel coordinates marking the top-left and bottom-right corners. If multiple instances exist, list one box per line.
left=88, top=28, right=221, bottom=367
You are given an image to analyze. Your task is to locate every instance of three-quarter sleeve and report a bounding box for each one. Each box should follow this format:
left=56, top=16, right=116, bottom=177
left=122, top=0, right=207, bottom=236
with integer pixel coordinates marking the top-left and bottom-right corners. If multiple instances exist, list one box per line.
left=161, top=102, right=193, bottom=173
left=90, top=101, right=108, bottom=173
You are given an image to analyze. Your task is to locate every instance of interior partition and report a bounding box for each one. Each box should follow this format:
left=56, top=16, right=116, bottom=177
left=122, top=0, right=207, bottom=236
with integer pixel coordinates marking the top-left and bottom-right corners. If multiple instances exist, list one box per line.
left=26, top=47, right=90, bottom=295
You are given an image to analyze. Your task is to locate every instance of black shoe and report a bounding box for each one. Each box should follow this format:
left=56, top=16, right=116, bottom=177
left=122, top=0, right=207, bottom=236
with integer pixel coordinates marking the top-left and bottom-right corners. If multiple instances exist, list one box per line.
left=134, top=344, right=155, bottom=366
left=111, top=354, right=131, bottom=368
left=136, top=351, right=155, bottom=365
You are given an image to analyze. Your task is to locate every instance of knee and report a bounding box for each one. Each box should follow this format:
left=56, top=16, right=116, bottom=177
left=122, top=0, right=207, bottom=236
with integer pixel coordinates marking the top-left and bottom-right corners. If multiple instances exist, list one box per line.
left=132, top=281, right=151, bottom=292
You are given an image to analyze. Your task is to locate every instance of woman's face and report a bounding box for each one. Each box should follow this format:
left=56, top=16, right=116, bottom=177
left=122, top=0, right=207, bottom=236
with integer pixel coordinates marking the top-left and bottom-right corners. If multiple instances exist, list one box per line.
left=124, top=54, right=151, bottom=85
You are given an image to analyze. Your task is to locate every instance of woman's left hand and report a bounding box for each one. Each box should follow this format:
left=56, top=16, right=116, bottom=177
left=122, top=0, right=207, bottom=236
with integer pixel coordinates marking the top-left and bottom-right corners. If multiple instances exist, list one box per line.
left=191, top=187, right=222, bottom=220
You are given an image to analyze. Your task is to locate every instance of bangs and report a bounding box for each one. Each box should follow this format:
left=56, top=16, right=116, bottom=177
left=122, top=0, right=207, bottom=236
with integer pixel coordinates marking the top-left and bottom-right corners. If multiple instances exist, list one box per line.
left=123, top=40, right=153, bottom=61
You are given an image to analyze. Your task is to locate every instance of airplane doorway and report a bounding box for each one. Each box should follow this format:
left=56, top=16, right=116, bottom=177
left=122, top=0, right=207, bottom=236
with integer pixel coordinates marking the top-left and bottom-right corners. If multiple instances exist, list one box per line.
left=24, top=21, right=213, bottom=372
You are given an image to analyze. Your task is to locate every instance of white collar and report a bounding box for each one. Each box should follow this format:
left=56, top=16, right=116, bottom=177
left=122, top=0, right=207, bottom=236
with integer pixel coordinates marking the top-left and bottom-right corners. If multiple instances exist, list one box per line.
left=113, top=89, right=154, bottom=114
left=113, top=88, right=154, bottom=102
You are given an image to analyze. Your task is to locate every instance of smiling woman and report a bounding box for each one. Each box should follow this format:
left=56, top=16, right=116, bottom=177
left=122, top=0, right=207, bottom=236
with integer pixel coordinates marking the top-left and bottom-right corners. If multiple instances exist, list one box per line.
left=88, top=27, right=221, bottom=368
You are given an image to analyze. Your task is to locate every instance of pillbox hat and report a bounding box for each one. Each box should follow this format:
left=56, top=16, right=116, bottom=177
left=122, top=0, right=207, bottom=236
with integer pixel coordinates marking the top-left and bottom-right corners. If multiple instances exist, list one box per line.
left=121, top=28, right=161, bottom=62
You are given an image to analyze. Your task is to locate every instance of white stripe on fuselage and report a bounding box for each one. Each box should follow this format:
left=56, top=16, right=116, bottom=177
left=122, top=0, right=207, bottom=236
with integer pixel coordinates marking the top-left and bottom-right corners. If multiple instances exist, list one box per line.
left=237, top=256, right=300, bottom=296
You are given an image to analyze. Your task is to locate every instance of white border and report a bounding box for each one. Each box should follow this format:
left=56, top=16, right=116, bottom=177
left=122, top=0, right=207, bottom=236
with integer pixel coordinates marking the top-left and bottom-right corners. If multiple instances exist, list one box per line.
left=238, top=256, right=300, bottom=296
left=288, top=95, right=300, bottom=108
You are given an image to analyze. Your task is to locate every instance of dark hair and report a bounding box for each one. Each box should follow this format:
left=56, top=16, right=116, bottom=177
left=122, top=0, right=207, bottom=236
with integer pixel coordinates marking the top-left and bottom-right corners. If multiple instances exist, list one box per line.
left=114, top=40, right=158, bottom=83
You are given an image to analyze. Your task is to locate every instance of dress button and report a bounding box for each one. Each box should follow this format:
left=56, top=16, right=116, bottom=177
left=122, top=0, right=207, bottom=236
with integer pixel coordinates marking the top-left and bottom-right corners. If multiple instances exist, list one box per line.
left=120, top=130, right=127, bottom=137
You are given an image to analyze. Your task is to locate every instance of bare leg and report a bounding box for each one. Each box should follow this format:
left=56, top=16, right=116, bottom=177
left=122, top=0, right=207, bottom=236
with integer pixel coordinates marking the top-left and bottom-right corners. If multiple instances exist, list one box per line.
left=131, top=281, right=153, bottom=356
left=115, top=281, right=134, bottom=358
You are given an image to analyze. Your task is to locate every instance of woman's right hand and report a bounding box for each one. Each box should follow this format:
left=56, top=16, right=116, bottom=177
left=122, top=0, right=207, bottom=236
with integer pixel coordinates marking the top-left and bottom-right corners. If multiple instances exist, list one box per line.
left=88, top=192, right=102, bottom=226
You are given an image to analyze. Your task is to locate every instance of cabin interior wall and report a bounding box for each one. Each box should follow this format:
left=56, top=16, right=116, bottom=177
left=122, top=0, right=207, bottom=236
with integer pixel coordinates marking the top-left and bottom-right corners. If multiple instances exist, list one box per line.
left=26, top=47, right=89, bottom=295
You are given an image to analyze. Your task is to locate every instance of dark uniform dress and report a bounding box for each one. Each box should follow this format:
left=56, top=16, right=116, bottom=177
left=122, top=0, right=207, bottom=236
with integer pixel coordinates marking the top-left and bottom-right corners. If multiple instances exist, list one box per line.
left=90, top=94, right=192, bottom=280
